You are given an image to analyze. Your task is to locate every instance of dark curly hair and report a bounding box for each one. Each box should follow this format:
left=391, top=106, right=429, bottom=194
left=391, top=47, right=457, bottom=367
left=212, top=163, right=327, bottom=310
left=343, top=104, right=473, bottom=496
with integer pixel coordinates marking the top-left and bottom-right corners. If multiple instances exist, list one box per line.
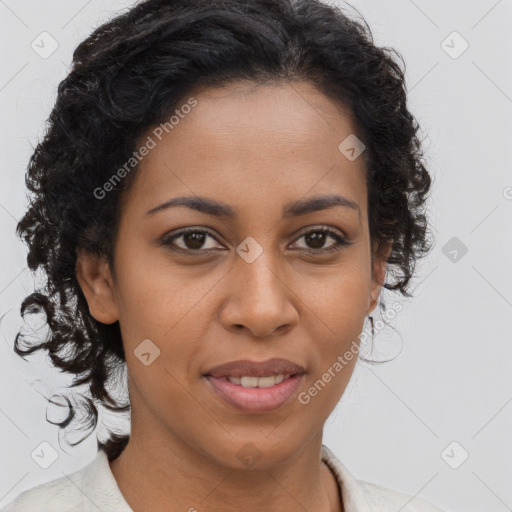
left=13, top=0, right=433, bottom=462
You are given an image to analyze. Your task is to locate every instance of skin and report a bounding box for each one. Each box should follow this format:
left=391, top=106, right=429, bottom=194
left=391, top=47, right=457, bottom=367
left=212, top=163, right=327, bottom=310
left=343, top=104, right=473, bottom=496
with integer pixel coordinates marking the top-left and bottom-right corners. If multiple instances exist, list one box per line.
left=76, top=79, right=392, bottom=512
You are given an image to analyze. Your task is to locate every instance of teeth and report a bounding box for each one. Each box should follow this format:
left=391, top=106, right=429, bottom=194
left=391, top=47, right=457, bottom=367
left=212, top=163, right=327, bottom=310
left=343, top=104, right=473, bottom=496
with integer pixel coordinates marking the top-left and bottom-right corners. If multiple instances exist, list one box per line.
left=226, top=374, right=290, bottom=387
left=274, top=374, right=285, bottom=384
left=255, top=376, right=276, bottom=388
left=241, top=376, right=258, bottom=387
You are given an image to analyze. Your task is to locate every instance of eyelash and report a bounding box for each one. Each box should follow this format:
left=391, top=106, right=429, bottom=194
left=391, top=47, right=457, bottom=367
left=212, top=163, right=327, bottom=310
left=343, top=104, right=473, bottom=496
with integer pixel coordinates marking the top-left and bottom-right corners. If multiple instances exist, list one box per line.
left=160, top=226, right=352, bottom=255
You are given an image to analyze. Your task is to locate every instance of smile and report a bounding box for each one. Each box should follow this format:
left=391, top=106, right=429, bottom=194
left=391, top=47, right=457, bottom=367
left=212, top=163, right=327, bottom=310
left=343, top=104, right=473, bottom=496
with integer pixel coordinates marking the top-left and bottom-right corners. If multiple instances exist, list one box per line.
left=223, top=374, right=291, bottom=387
left=205, top=373, right=304, bottom=414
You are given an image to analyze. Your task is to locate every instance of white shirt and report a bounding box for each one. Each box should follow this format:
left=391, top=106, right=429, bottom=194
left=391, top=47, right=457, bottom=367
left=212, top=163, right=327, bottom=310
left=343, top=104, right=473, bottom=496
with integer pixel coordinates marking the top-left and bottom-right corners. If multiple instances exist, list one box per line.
left=2, top=445, right=447, bottom=511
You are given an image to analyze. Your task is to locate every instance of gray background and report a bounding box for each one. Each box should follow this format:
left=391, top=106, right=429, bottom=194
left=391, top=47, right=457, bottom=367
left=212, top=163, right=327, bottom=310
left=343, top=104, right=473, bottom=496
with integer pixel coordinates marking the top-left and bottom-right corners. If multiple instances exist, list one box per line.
left=0, top=1, right=511, bottom=511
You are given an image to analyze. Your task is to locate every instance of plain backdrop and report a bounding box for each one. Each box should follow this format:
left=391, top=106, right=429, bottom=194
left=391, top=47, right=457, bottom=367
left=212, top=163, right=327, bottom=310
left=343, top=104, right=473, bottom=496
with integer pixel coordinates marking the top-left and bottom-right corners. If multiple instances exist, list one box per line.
left=0, top=1, right=511, bottom=511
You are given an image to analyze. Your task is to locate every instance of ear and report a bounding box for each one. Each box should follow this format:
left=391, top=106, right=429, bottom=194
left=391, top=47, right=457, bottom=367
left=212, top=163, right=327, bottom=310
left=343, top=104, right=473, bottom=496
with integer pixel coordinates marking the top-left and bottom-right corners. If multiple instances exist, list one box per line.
left=368, top=240, right=393, bottom=315
left=75, top=248, right=119, bottom=324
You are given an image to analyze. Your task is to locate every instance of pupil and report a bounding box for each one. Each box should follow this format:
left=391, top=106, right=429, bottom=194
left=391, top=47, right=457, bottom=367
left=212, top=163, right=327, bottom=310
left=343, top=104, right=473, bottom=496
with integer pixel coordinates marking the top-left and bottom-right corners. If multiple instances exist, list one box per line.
left=306, top=231, right=325, bottom=249
left=184, top=232, right=205, bottom=249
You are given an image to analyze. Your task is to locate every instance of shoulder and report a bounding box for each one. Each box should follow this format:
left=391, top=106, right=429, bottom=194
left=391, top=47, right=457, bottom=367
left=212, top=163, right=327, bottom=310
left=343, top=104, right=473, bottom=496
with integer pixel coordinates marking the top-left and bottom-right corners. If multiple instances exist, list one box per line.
left=1, top=468, right=85, bottom=511
left=357, top=479, right=447, bottom=512
left=321, top=445, right=447, bottom=512
left=1, top=449, right=124, bottom=512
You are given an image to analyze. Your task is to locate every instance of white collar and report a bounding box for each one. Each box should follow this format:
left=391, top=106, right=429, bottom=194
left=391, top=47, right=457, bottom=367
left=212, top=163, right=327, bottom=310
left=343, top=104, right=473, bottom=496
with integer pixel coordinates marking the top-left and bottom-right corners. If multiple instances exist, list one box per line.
left=77, top=445, right=370, bottom=512
left=321, top=444, right=372, bottom=511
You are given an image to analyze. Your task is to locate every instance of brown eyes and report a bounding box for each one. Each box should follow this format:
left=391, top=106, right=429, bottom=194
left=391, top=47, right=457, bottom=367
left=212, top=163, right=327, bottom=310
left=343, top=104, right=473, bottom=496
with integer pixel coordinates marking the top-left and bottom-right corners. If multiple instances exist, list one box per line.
left=160, top=226, right=352, bottom=255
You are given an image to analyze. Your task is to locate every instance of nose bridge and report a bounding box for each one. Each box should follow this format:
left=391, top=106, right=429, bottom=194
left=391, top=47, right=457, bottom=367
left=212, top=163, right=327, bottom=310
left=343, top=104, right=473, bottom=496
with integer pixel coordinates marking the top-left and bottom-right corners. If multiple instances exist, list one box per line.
left=221, top=234, right=297, bottom=336
left=235, top=235, right=285, bottom=304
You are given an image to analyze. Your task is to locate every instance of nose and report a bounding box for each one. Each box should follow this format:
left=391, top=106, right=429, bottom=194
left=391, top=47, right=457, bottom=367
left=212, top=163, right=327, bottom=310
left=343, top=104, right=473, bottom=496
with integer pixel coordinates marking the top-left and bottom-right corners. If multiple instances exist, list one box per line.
left=219, top=250, right=298, bottom=339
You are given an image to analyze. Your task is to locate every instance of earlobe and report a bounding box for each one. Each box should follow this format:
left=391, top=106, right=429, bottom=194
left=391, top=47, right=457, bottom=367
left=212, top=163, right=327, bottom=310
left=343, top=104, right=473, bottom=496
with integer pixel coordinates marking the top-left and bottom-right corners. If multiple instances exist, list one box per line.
left=368, top=240, right=393, bottom=315
left=75, top=248, right=119, bottom=324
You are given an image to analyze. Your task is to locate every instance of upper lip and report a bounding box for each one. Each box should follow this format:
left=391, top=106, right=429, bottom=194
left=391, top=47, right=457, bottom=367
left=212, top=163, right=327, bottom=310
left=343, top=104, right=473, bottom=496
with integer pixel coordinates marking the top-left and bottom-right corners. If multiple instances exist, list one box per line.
left=205, top=357, right=306, bottom=378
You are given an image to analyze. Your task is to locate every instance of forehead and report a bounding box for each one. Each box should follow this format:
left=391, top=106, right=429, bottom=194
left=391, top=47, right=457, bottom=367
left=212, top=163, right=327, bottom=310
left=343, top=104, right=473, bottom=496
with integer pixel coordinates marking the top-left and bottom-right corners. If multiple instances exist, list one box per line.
left=123, top=80, right=367, bottom=220
left=175, top=79, right=359, bottom=152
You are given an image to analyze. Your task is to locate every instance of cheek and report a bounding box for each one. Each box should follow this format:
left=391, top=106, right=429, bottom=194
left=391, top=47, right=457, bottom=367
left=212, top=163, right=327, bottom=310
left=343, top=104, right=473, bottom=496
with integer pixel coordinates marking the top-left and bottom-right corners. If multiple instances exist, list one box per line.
left=303, top=263, right=371, bottom=332
left=302, top=265, right=369, bottom=390
left=124, top=348, right=210, bottom=447
left=112, top=248, right=201, bottom=337
left=113, top=258, right=212, bottom=385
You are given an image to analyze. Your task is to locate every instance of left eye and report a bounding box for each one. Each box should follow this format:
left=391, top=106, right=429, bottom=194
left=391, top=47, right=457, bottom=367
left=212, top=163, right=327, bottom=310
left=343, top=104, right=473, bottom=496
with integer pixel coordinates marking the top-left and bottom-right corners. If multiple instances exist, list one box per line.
left=291, top=228, right=350, bottom=253
left=160, top=227, right=350, bottom=254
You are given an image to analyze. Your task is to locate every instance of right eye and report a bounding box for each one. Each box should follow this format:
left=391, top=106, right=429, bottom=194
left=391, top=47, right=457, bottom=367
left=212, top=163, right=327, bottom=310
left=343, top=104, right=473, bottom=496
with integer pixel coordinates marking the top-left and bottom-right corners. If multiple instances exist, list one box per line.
left=160, top=228, right=225, bottom=253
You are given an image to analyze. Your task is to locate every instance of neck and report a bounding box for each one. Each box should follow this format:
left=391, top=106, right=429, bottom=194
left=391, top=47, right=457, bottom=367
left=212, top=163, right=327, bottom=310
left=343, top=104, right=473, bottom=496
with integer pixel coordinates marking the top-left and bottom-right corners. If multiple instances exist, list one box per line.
left=108, top=397, right=343, bottom=512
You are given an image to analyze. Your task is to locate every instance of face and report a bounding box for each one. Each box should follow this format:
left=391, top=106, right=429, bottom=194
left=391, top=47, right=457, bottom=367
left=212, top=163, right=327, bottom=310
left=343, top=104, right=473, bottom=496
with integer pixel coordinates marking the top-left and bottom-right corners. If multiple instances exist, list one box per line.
left=77, top=80, right=389, bottom=469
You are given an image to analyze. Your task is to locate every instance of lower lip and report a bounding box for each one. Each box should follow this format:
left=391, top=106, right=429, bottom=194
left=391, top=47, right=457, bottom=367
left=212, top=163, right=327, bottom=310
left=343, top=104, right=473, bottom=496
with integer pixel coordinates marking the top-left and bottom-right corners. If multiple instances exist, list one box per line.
left=205, top=374, right=305, bottom=414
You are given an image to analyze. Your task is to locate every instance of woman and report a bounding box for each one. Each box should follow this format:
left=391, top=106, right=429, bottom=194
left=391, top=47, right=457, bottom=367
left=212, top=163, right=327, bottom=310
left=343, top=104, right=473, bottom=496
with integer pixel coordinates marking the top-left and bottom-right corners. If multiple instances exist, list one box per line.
left=3, top=0, right=444, bottom=510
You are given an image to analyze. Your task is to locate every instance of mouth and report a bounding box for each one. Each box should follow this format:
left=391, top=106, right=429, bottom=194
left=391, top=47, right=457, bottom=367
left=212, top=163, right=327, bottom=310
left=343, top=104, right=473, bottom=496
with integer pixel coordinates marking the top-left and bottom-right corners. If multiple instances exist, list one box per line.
left=203, top=358, right=306, bottom=414
left=220, top=374, right=293, bottom=387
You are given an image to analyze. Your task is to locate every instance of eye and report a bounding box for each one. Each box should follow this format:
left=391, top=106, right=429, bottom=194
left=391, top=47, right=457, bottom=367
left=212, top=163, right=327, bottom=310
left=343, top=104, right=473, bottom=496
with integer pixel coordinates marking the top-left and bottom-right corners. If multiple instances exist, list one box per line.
left=160, top=226, right=352, bottom=255
left=160, top=228, right=224, bottom=254
left=290, top=227, right=352, bottom=254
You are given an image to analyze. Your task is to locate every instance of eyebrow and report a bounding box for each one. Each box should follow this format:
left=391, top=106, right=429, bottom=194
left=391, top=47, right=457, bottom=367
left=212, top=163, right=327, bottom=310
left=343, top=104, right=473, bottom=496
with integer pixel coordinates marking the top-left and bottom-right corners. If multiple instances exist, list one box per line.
left=145, top=194, right=361, bottom=219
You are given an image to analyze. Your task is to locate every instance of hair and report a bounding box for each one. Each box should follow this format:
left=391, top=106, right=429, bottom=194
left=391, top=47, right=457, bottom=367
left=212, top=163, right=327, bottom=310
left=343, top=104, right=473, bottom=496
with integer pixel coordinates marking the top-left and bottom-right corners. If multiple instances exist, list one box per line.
left=14, top=0, right=433, bottom=462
